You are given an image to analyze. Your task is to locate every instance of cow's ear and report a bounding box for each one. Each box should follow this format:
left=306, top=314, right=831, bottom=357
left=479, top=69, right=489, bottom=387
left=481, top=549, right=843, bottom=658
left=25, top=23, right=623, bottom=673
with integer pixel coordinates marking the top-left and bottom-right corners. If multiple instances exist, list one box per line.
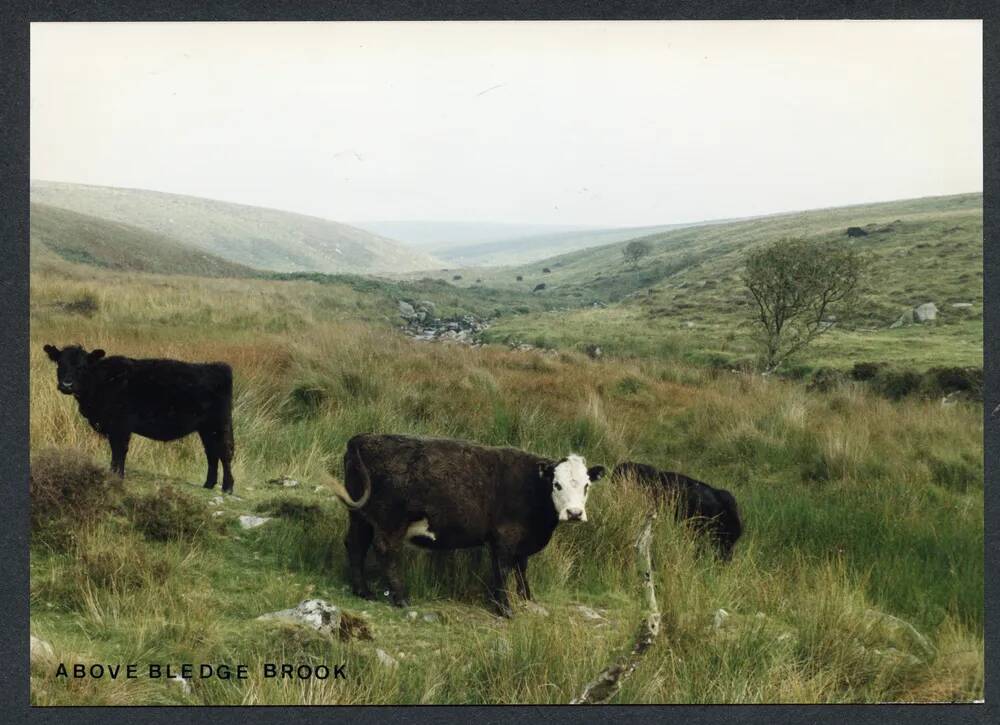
left=88, top=349, right=106, bottom=362
left=43, top=344, right=60, bottom=362
left=588, top=465, right=606, bottom=483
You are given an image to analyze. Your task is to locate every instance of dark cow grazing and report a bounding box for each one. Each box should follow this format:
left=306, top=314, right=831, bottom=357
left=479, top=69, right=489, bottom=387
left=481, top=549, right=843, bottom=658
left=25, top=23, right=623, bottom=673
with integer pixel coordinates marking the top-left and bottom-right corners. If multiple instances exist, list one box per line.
left=613, top=461, right=742, bottom=560
left=327, top=434, right=606, bottom=617
left=43, top=344, right=236, bottom=492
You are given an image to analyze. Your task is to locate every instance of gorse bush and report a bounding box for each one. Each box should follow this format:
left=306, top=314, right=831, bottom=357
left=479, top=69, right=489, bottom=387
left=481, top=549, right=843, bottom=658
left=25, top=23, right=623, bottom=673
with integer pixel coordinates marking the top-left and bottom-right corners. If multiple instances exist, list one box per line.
left=123, top=486, right=215, bottom=542
left=30, top=448, right=123, bottom=549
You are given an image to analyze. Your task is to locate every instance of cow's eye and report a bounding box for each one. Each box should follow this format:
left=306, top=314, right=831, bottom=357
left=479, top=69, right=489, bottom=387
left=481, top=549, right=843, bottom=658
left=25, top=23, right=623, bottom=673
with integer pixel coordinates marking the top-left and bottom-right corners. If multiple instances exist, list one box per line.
left=584, top=483, right=589, bottom=494
left=554, top=482, right=562, bottom=491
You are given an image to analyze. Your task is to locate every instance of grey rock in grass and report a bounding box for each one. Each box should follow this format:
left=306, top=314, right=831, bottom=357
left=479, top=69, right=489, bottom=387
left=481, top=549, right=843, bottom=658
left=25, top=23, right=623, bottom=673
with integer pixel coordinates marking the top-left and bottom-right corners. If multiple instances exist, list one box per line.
left=238, top=515, right=272, bottom=529
left=575, top=605, right=609, bottom=624
left=169, top=674, right=192, bottom=695
left=890, top=309, right=914, bottom=329
left=863, top=609, right=936, bottom=659
left=267, top=476, right=300, bottom=488
left=951, top=302, right=973, bottom=309
left=208, top=496, right=225, bottom=506
left=415, top=300, right=436, bottom=316
left=398, top=300, right=416, bottom=320
left=30, top=635, right=54, bottom=667
left=375, top=649, right=398, bottom=668
left=523, top=601, right=550, bottom=617
left=257, top=599, right=342, bottom=637
left=914, top=302, right=938, bottom=323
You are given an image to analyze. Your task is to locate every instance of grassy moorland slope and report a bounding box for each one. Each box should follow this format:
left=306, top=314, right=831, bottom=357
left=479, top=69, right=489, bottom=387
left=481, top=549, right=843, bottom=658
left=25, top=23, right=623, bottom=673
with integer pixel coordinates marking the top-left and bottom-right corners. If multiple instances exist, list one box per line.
left=30, top=181, right=443, bottom=275
left=28, top=256, right=983, bottom=704
left=30, top=203, right=259, bottom=278
left=478, top=193, right=982, bottom=371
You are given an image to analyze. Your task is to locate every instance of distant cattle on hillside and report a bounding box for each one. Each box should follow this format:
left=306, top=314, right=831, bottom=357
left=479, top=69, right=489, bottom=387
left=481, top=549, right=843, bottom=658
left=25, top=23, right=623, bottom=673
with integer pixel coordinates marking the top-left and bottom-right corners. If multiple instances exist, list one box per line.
left=533, top=283, right=547, bottom=292
left=613, top=461, right=742, bottom=560
left=43, top=344, right=236, bottom=492
left=327, top=434, right=605, bottom=617
left=846, top=226, right=868, bottom=237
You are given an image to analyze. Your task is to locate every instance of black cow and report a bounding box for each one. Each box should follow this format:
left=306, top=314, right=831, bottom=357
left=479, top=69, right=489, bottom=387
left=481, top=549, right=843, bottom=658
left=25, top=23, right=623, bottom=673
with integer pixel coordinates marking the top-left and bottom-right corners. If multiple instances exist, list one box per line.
left=613, top=461, right=742, bottom=560
left=327, top=434, right=606, bottom=617
left=43, top=344, right=236, bottom=492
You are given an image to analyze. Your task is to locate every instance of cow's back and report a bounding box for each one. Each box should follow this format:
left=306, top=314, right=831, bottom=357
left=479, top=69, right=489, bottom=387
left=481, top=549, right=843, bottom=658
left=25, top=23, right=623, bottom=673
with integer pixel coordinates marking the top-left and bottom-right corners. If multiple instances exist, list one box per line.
left=348, top=434, right=546, bottom=548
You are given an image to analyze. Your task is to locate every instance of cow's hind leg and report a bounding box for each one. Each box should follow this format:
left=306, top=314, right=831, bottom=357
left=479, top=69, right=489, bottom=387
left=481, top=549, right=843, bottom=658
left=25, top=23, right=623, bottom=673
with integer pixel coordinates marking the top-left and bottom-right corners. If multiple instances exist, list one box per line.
left=108, top=431, right=131, bottom=478
left=513, top=554, right=532, bottom=601
left=373, top=532, right=409, bottom=608
left=488, top=542, right=515, bottom=617
left=198, top=428, right=220, bottom=490
left=219, top=414, right=235, bottom=494
left=345, top=513, right=376, bottom=601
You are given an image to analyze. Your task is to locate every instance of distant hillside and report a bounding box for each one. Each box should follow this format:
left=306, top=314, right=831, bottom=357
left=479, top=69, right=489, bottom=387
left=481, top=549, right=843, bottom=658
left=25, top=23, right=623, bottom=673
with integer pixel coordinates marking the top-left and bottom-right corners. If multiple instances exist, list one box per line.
left=351, top=220, right=591, bottom=249
left=428, top=223, right=697, bottom=267
left=30, top=203, right=258, bottom=278
left=30, top=181, right=443, bottom=275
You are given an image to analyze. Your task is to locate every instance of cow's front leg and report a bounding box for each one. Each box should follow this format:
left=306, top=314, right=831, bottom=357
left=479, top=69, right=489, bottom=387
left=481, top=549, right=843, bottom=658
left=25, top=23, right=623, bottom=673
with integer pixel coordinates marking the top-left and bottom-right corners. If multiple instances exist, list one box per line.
left=513, top=554, right=532, bottom=601
left=488, top=543, right=515, bottom=618
left=373, top=534, right=409, bottom=608
left=108, top=431, right=131, bottom=478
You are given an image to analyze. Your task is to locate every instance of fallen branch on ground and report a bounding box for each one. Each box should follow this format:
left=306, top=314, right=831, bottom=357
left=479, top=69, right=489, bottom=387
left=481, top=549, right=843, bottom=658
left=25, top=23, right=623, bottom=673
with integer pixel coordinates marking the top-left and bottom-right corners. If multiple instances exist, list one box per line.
left=570, top=512, right=661, bottom=704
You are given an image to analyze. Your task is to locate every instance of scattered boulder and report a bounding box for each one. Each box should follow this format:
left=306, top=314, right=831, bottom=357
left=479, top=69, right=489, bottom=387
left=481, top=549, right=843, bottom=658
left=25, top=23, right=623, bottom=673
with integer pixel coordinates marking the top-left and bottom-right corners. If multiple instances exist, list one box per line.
left=375, top=649, right=398, bottom=669
left=169, top=674, right=192, bottom=695
left=575, top=605, right=609, bottom=625
left=208, top=495, right=225, bottom=507
left=397, top=300, right=417, bottom=320
left=267, top=476, right=300, bottom=488
left=914, top=302, right=938, bottom=323
left=30, top=635, right=55, bottom=669
left=522, top=601, right=549, bottom=617
left=238, top=515, right=271, bottom=529
left=257, top=599, right=342, bottom=638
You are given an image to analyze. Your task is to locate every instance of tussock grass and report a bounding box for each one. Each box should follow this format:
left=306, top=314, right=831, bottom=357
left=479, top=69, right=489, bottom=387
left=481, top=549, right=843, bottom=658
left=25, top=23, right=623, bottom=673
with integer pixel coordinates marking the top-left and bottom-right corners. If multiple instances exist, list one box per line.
left=28, top=265, right=982, bottom=704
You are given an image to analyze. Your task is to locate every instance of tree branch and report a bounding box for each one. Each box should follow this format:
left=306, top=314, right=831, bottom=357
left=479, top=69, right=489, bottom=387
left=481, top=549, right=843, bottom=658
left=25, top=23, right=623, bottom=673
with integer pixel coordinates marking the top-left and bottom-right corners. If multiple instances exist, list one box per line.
left=570, top=513, right=661, bottom=705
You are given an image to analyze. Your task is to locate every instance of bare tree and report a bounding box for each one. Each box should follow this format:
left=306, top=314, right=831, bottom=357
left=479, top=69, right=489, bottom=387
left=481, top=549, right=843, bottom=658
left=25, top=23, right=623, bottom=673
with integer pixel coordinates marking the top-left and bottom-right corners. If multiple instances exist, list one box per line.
left=623, top=240, right=652, bottom=270
left=742, top=238, right=863, bottom=372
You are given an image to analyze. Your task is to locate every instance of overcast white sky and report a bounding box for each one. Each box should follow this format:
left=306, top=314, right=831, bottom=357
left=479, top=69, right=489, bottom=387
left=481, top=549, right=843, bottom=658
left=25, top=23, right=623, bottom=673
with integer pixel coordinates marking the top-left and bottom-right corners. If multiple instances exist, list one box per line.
left=31, top=20, right=982, bottom=228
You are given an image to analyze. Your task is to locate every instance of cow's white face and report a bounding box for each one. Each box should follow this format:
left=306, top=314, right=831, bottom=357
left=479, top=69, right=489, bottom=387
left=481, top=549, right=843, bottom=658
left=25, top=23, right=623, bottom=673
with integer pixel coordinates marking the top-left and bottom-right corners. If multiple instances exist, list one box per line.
left=542, top=454, right=606, bottom=522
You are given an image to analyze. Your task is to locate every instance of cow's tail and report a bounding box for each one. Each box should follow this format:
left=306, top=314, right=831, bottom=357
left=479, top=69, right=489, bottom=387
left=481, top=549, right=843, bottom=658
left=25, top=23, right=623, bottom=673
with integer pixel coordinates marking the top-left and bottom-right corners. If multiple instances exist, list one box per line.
left=327, top=438, right=372, bottom=510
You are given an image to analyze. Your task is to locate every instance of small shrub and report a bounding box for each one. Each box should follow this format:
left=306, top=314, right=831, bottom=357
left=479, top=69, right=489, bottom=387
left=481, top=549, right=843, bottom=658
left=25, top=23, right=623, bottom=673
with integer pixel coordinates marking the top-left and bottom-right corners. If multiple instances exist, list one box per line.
left=516, top=275, right=523, bottom=281
left=925, top=367, right=982, bottom=398
left=808, top=367, right=847, bottom=393
left=286, top=382, right=327, bottom=419
left=255, top=497, right=325, bottom=522
left=340, top=371, right=379, bottom=401
left=452, top=275, right=462, bottom=281
left=56, top=293, right=100, bottom=317
left=871, top=370, right=923, bottom=401
left=616, top=375, right=646, bottom=396
left=124, top=486, right=212, bottom=542
left=852, top=362, right=886, bottom=381
left=30, top=448, right=123, bottom=549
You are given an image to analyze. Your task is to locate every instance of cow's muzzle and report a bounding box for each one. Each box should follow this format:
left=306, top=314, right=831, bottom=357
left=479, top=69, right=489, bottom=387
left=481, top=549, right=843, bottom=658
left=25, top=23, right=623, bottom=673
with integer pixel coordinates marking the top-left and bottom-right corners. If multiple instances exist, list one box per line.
left=563, top=508, right=585, bottom=522
left=57, top=382, right=74, bottom=394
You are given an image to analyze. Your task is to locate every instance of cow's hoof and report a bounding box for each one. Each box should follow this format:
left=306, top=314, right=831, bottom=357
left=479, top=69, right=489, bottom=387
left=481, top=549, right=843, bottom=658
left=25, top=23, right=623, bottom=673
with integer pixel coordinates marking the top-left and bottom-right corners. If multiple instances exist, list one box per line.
left=203, top=481, right=217, bottom=490
left=354, top=589, right=377, bottom=601
left=222, top=486, right=234, bottom=495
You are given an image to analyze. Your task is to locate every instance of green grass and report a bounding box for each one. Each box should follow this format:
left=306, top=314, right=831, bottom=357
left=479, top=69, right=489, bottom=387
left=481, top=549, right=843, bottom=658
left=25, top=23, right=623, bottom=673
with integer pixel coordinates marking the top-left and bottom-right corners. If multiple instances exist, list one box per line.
left=28, top=259, right=983, bottom=704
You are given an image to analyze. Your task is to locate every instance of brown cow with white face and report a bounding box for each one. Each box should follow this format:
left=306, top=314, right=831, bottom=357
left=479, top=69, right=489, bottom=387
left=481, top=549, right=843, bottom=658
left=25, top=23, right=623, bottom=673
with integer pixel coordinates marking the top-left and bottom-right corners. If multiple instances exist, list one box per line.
left=327, top=434, right=605, bottom=617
